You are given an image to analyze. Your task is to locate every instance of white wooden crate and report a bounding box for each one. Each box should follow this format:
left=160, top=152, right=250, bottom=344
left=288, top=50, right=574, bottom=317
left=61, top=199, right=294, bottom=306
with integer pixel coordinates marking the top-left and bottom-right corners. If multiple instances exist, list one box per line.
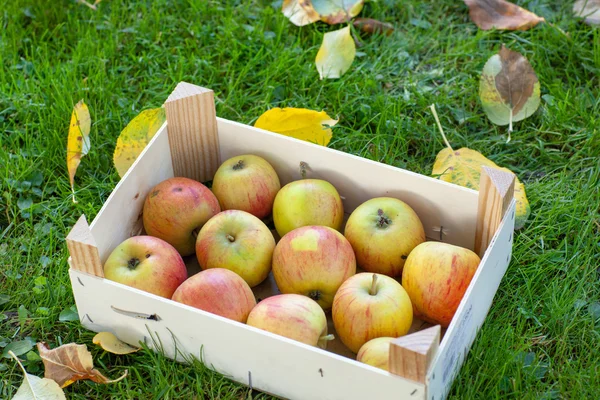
left=66, top=82, right=516, bottom=400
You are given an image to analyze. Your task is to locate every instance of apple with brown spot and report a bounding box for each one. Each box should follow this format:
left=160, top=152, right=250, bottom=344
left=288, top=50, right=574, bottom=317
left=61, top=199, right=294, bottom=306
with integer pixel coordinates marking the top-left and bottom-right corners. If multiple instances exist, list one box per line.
left=103, top=235, right=187, bottom=298
left=211, top=154, right=281, bottom=219
left=246, top=294, right=333, bottom=348
left=402, top=242, right=480, bottom=327
left=332, top=273, right=413, bottom=353
left=172, top=268, right=256, bottom=323
left=143, top=177, right=220, bottom=256
left=272, top=225, right=356, bottom=310
left=356, top=337, right=394, bottom=371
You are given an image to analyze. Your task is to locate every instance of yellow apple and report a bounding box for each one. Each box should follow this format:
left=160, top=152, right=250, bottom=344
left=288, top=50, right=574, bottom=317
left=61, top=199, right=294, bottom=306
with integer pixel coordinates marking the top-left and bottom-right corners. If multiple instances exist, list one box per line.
left=332, top=273, right=413, bottom=353
left=402, top=242, right=480, bottom=327
left=356, top=337, right=394, bottom=371
left=344, top=197, right=425, bottom=277
left=272, top=179, right=344, bottom=237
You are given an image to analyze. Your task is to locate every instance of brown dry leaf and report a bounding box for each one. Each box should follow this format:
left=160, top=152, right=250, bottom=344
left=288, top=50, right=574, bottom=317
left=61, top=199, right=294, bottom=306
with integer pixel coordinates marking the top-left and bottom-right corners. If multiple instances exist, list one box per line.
left=38, top=342, right=127, bottom=388
left=66, top=100, right=91, bottom=203
left=301, top=0, right=364, bottom=24
left=574, top=0, right=600, bottom=25
left=9, top=350, right=66, bottom=400
left=353, top=18, right=394, bottom=36
left=254, top=108, right=338, bottom=146
left=464, top=0, right=545, bottom=30
left=93, top=332, right=140, bottom=355
left=282, top=0, right=320, bottom=26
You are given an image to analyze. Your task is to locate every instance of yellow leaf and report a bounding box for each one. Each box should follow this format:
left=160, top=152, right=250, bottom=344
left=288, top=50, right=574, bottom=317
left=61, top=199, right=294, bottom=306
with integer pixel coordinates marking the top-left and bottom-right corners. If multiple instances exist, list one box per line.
left=38, top=342, right=127, bottom=388
left=432, top=147, right=530, bottom=229
left=113, top=108, right=166, bottom=178
left=315, top=26, right=356, bottom=80
left=282, top=0, right=320, bottom=26
left=9, top=350, right=66, bottom=400
left=93, top=332, right=140, bottom=355
left=66, top=100, right=91, bottom=203
left=307, top=0, right=364, bottom=24
left=254, top=108, right=338, bottom=146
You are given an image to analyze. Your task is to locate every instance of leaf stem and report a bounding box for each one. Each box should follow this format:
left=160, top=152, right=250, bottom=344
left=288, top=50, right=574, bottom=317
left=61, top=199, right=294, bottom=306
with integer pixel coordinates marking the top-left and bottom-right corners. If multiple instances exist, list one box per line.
left=8, top=350, right=27, bottom=375
left=429, top=104, right=453, bottom=152
left=507, top=109, right=513, bottom=143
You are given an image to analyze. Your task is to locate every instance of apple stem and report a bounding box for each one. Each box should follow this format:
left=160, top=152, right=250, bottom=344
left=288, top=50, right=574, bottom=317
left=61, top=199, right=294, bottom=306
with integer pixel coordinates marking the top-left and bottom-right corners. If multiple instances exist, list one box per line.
left=233, top=160, right=245, bottom=170
left=369, top=274, right=378, bottom=296
left=226, top=234, right=235, bottom=242
left=319, top=334, right=335, bottom=342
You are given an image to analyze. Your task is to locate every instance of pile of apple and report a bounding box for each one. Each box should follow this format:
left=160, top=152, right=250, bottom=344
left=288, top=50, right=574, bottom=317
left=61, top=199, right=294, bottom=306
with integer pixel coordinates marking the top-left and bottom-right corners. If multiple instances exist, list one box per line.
left=103, top=154, right=481, bottom=371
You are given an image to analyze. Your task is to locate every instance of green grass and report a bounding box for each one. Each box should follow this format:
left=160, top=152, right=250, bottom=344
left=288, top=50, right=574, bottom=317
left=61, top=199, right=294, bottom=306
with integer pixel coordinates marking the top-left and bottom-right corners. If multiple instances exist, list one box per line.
left=1, top=0, right=599, bottom=398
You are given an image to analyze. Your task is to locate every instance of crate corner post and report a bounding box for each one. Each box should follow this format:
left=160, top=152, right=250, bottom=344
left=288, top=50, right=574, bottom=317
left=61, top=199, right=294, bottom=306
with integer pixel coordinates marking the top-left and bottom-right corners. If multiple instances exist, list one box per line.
left=474, top=166, right=516, bottom=257
left=66, top=214, right=104, bottom=277
left=389, top=325, right=441, bottom=384
left=164, top=81, right=220, bottom=182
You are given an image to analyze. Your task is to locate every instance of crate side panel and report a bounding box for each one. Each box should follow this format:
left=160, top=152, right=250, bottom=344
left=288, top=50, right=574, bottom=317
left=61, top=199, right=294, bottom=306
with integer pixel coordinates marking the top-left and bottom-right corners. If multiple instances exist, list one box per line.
left=90, top=124, right=173, bottom=263
left=69, top=270, right=425, bottom=400
left=216, top=118, right=478, bottom=249
left=426, top=201, right=516, bottom=400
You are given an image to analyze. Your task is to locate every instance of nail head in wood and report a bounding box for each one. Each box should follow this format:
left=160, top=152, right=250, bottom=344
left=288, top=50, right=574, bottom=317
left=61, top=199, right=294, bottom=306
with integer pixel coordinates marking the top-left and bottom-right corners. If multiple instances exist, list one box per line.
left=164, top=81, right=220, bottom=182
left=66, top=214, right=104, bottom=277
left=474, top=166, right=515, bottom=258
left=389, top=325, right=441, bottom=383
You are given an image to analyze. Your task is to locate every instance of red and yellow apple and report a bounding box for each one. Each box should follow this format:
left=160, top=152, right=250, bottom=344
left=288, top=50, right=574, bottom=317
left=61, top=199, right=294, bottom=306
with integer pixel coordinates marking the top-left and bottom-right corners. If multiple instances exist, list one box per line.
left=103, top=235, right=187, bottom=298
left=211, top=155, right=281, bottom=219
left=272, top=226, right=356, bottom=309
left=344, top=197, right=425, bottom=277
left=247, top=294, right=333, bottom=348
left=332, top=273, right=413, bottom=353
left=356, top=337, right=394, bottom=371
left=143, top=177, right=220, bottom=256
left=196, top=210, right=275, bottom=287
left=172, top=268, right=256, bottom=323
left=272, top=179, right=344, bottom=237
left=402, top=242, right=480, bottom=327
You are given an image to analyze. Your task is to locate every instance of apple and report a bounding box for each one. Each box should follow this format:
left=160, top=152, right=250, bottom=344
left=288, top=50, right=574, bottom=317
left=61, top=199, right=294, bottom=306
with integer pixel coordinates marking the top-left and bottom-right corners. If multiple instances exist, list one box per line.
left=332, top=273, right=413, bottom=353
left=402, top=242, right=480, bottom=327
left=143, top=177, right=220, bottom=256
left=272, top=226, right=356, bottom=309
left=172, top=268, right=256, bottom=323
left=103, top=235, right=187, bottom=298
left=196, top=210, right=275, bottom=287
left=344, top=197, right=425, bottom=277
left=272, top=179, right=344, bottom=237
left=246, top=294, right=333, bottom=348
left=356, top=337, right=394, bottom=371
left=211, top=154, right=281, bottom=219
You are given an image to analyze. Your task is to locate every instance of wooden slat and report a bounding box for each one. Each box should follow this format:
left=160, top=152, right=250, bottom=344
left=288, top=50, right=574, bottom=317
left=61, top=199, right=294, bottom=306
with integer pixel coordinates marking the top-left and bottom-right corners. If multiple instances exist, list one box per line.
left=474, top=166, right=516, bottom=257
left=66, top=214, right=104, bottom=277
left=389, top=325, right=441, bottom=383
left=164, top=82, right=220, bottom=182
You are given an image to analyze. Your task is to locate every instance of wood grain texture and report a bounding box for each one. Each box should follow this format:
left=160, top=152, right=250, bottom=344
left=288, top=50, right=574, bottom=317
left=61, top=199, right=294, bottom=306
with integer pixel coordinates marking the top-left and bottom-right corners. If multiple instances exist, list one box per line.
left=66, top=214, right=104, bottom=277
left=164, top=82, right=220, bottom=182
left=474, top=166, right=515, bottom=257
left=389, top=325, right=441, bottom=383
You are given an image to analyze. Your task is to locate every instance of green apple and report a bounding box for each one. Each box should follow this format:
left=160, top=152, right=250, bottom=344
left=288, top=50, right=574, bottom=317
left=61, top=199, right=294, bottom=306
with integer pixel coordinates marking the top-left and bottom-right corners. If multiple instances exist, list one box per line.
left=272, top=179, right=344, bottom=237
left=211, top=154, right=281, bottom=219
left=103, top=235, right=187, bottom=298
left=332, top=273, right=413, bottom=353
left=143, top=177, right=220, bottom=256
left=196, top=210, right=275, bottom=287
left=344, top=197, right=425, bottom=276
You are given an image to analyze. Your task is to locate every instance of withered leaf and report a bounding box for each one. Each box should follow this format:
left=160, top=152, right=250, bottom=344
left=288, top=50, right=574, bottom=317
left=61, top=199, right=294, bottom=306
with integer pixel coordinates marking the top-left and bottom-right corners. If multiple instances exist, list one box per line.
left=93, top=332, right=140, bottom=355
left=315, top=26, right=356, bottom=79
left=353, top=18, right=394, bottom=36
left=464, top=0, right=545, bottom=31
left=38, top=342, right=127, bottom=388
left=66, top=100, right=91, bottom=203
left=282, top=0, right=320, bottom=26
left=9, top=350, right=66, bottom=400
left=479, top=45, right=540, bottom=139
left=254, top=108, right=338, bottom=146
left=574, top=0, right=600, bottom=25
left=301, top=0, right=364, bottom=25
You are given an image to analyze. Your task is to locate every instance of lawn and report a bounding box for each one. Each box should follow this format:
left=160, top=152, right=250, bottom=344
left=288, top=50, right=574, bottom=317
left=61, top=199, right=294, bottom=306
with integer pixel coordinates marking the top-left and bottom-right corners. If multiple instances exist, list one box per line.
left=1, top=0, right=599, bottom=398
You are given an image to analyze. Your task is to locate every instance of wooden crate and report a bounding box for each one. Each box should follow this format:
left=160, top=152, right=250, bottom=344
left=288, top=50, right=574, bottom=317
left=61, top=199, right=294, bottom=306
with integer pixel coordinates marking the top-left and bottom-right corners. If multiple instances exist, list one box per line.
left=66, top=82, right=516, bottom=400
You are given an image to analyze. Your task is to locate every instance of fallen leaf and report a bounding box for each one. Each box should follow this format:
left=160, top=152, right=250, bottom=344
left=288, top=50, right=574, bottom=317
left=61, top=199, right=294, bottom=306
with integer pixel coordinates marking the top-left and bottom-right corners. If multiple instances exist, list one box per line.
left=66, top=100, right=91, bottom=203
left=353, top=18, right=395, bottom=36
left=76, top=0, right=102, bottom=10
left=113, top=108, right=166, bottom=178
left=254, top=108, right=338, bottom=146
left=282, top=0, right=320, bottom=26
left=315, top=26, right=356, bottom=79
left=9, top=350, right=66, bottom=400
left=303, top=0, right=364, bottom=24
left=574, top=0, right=600, bottom=25
left=479, top=45, right=540, bottom=141
left=464, top=0, right=545, bottom=30
left=93, top=332, right=140, bottom=355
left=429, top=105, right=530, bottom=229
left=38, top=342, right=127, bottom=388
